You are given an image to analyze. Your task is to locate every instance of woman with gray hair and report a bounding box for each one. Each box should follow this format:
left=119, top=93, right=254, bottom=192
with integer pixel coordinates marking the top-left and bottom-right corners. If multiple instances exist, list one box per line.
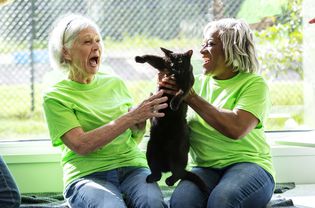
left=43, top=13, right=168, bottom=208
left=160, top=18, right=275, bottom=208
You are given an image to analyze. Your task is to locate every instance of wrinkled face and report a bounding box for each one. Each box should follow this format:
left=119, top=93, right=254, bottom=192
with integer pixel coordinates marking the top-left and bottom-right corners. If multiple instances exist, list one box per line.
left=65, top=27, right=102, bottom=77
left=200, top=27, right=226, bottom=77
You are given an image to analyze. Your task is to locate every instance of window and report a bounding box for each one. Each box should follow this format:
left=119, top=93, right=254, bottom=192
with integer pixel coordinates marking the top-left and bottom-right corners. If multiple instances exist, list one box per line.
left=0, top=0, right=313, bottom=142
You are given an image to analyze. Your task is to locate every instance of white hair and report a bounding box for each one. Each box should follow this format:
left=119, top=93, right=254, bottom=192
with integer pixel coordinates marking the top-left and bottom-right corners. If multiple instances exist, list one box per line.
left=203, top=18, right=259, bottom=73
left=48, top=13, right=104, bottom=72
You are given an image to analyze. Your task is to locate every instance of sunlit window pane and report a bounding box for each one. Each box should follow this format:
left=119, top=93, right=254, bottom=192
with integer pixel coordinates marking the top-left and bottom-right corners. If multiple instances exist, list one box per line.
left=0, top=0, right=313, bottom=141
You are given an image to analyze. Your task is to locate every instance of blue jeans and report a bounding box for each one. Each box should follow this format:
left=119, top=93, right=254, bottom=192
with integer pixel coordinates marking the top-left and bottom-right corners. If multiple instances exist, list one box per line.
left=64, top=167, right=168, bottom=208
left=170, top=162, right=275, bottom=208
left=0, top=156, right=21, bottom=208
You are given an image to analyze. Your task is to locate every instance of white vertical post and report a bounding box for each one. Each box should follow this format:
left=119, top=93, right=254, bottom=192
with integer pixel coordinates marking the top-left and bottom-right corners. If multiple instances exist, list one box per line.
left=303, top=0, right=315, bottom=129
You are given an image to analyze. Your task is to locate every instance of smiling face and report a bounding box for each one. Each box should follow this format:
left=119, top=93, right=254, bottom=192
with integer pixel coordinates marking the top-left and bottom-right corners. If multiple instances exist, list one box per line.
left=200, top=27, right=235, bottom=79
left=64, top=27, right=102, bottom=82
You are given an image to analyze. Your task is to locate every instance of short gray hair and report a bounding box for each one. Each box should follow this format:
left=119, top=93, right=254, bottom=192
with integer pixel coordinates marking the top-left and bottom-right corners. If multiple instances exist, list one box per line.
left=48, top=13, right=104, bottom=71
left=203, top=18, right=259, bottom=73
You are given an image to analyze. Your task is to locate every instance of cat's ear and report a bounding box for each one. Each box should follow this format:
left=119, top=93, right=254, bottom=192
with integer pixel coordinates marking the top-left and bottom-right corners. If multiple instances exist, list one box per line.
left=160, top=47, right=173, bottom=56
left=185, top=50, right=193, bottom=58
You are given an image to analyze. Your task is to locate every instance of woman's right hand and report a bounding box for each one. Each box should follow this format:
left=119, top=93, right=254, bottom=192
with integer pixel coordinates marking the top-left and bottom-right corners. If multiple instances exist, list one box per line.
left=128, top=90, right=168, bottom=124
left=157, top=72, right=178, bottom=95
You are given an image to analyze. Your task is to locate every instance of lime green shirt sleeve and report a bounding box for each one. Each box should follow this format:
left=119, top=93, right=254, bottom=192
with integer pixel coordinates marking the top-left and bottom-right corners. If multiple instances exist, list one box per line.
left=235, top=77, right=271, bottom=127
left=43, top=98, right=81, bottom=147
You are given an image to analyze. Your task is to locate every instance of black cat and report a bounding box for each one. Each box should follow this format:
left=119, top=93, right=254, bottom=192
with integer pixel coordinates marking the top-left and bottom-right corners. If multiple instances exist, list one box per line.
left=135, top=47, right=209, bottom=194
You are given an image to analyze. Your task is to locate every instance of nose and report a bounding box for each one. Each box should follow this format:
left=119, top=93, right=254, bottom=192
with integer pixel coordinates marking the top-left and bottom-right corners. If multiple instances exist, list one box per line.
left=200, top=45, right=208, bottom=54
left=92, top=41, right=100, bottom=51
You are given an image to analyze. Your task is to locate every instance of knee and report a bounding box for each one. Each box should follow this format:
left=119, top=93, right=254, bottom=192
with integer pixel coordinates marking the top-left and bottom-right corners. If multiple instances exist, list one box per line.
left=150, top=197, right=167, bottom=208
left=135, top=195, right=167, bottom=208
left=207, top=187, right=239, bottom=208
left=14, top=192, right=21, bottom=208
left=4, top=189, right=21, bottom=208
left=170, top=183, right=206, bottom=208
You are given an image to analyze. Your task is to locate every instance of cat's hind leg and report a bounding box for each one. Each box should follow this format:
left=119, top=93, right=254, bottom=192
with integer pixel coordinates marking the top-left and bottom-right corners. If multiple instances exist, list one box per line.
left=146, top=159, right=163, bottom=183
left=146, top=142, right=163, bottom=183
left=165, top=157, right=187, bottom=186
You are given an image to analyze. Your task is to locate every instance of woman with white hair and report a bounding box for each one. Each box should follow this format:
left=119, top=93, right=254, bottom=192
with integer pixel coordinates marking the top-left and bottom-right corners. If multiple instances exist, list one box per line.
left=43, top=13, right=168, bottom=208
left=160, top=18, right=275, bottom=208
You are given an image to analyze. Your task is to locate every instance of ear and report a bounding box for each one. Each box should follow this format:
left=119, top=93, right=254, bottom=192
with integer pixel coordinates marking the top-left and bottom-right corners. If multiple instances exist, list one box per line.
left=63, top=47, right=72, bottom=62
left=186, top=50, right=193, bottom=58
left=160, top=47, right=173, bottom=56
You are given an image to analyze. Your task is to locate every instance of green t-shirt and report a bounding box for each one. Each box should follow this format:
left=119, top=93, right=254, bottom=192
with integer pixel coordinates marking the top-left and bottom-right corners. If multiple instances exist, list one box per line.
left=188, top=72, right=275, bottom=180
left=43, top=72, right=147, bottom=187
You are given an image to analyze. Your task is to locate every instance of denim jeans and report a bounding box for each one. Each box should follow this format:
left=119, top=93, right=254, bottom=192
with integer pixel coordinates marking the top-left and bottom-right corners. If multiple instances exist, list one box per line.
left=170, top=162, right=275, bottom=208
left=64, top=167, right=168, bottom=208
left=0, top=156, right=21, bottom=208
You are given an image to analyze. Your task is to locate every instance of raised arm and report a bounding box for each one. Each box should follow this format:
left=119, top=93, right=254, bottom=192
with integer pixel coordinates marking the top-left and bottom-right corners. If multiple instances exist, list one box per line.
left=185, top=90, right=258, bottom=140
left=62, top=90, right=168, bottom=155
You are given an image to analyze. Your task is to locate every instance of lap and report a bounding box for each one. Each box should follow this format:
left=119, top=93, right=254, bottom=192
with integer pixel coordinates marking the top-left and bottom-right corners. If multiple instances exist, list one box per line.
left=170, top=163, right=275, bottom=208
left=64, top=177, right=126, bottom=208
left=121, top=167, right=168, bottom=208
left=64, top=167, right=167, bottom=208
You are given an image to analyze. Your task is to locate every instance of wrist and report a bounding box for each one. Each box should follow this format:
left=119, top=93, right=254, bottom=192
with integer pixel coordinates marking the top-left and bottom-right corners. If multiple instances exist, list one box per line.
left=185, top=89, right=197, bottom=104
left=123, top=111, right=137, bottom=128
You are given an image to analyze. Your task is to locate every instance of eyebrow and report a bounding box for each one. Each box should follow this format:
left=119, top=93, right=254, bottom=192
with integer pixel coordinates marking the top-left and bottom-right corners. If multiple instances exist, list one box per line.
left=79, top=34, right=100, bottom=40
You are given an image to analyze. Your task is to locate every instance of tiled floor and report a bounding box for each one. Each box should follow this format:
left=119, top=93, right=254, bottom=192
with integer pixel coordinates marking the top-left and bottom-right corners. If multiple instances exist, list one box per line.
left=274, top=184, right=315, bottom=208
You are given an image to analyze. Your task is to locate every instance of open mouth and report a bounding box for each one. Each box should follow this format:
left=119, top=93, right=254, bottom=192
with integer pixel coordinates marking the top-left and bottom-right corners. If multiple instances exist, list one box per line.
left=89, top=56, right=99, bottom=67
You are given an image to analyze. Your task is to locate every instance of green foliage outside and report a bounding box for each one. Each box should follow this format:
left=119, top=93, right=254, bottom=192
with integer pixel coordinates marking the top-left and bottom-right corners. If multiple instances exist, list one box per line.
left=0, top=0, right=306, bottom=139
left=255, top=0, right=302, bottom=79
left=254, top=0, right=304, bottom=129
left=0, top=80, right=304, bottom=139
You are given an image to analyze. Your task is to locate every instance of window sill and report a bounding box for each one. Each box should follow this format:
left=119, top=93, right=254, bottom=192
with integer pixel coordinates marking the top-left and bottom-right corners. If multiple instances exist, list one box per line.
left=267, top=130, right=315, bottom=149
left=1, top=131, right=315, bottom=193
left=1, top=140, right=61, bottom=163
left=1, top=131, right=315, bottom=161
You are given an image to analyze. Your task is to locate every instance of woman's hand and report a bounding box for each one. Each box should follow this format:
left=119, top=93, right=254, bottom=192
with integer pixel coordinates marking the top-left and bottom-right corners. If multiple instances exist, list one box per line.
left=128, top=90, right=168, bottom=124
left=157, top=72, right=178, bottom=95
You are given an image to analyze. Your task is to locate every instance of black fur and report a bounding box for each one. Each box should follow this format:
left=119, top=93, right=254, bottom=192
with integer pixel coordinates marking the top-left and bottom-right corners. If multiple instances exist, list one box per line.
left=135, top=47, right=209, bottom=194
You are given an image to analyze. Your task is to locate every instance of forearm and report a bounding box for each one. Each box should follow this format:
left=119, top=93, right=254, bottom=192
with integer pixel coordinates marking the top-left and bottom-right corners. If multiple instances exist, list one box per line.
left=186, top=94, right=245, bottom=139
left=63, top=112, right=136, bottom=155
left=63, top=90, right=168, bottom=155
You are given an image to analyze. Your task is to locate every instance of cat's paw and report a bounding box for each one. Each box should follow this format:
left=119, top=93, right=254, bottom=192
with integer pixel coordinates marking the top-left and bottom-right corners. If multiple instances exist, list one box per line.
left=146, top=174, right=161, bottom=183
left=135, top=56, right=145, bottom=63
left=165, top=177, right=176, bottom=186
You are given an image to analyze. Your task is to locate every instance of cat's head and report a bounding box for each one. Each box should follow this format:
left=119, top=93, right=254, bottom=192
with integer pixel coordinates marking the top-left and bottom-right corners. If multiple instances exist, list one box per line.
left=160, top=47, right=193, bottom=79
left=160, top=47, right=194, bottom=111
left=134, top=47, right=194, bottom=111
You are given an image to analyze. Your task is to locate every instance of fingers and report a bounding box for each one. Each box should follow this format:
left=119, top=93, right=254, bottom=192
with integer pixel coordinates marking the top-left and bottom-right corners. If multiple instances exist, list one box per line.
left=147, top=90, right=164, bottom=102
left=150, top=102, right=168, bottom=112
left=158, top=81, right=177, bottom=91
left=150, top=105, right=166, bottom=118
left=158, top=74, right=177, bottom=94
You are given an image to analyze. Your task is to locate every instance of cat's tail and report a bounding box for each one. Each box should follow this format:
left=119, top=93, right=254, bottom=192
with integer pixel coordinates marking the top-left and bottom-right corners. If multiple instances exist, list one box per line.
left=184, top=171, right=210, bottom=195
